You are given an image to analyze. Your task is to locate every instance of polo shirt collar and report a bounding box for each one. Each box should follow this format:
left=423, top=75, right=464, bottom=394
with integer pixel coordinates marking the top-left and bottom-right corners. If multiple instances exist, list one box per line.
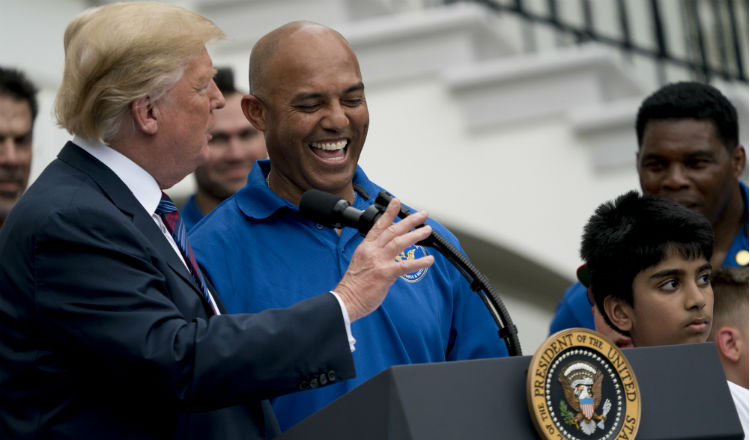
left=236, top=160, right=376, bottom=220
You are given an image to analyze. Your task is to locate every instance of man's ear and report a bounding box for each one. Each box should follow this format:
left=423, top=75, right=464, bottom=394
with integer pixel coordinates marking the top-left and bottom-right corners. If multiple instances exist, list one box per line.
left=715, top=326, right=743, bottom=363
left=604, top=296, right=633, bottom=334
left=730, top=145, right=746, bottom=179
left=242, top=95, right=266, bottom=132
left=131, top=96, right=159, bottom=135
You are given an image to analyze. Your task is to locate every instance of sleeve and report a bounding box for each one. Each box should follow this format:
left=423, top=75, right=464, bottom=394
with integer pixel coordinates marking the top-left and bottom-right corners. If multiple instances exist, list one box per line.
left=32, top=206, right=355, bottom=411
left=549, top=282, right=595, bottom=334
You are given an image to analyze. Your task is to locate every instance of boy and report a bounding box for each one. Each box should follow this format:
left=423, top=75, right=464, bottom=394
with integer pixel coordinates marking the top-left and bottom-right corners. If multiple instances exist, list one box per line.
left=580, top=190, right=748, bottom=439
left=580, top=190, right=714, bottom=348
left=709, top=266, right=749, bottom=439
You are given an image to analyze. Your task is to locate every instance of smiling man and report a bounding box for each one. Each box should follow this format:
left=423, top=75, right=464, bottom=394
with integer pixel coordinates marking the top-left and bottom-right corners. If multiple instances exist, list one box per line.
left=189, top=21, right=509, bottom=432
left=0, top=67, right=37, bottom=229
left=636, top=82, right=747, bottom=269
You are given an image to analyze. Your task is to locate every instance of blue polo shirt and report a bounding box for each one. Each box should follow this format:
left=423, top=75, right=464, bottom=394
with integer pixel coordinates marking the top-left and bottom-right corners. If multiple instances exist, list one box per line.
left=190, top=160, right=508, bottom=431
left=180, top=195, right=204, bottom=231
left=549, top=182, right=750, bottom=334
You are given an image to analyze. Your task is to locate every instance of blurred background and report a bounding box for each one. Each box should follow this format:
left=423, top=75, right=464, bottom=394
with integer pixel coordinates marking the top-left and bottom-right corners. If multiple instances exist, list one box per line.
left=2, top=0, right=747, bottom=354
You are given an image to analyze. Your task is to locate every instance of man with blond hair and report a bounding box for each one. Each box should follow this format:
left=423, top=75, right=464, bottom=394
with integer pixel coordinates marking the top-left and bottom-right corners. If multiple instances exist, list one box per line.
left=0, top=3, right=434, bottom=439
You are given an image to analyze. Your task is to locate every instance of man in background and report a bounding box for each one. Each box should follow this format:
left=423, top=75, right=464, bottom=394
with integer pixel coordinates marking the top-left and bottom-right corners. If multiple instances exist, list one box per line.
left=550, top=81, right=748, bottom=341
left=709, top=266, right=749, bottom=439
left=181, top=66, right=267, bottom=229
left=190, top=21, right=508, bottom=431
left=0, top=66, right=37, bottom=228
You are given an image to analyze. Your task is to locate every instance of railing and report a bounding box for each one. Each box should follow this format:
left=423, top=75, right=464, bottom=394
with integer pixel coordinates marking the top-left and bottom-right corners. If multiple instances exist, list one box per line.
left=444, top=0, right=748, bottom=86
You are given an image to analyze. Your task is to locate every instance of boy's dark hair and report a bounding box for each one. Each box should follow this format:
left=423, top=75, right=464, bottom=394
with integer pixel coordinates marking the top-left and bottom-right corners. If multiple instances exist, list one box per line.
left=635, top=81, right=738, bottom=151
left=0, top=66, right=38, bottom=126
left=581, top=190, right=714, bottom=334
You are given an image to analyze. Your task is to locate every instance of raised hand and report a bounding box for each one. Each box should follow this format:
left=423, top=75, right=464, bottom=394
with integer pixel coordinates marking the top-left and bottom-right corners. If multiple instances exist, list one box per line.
left=335, top=198, right=434, bottom=322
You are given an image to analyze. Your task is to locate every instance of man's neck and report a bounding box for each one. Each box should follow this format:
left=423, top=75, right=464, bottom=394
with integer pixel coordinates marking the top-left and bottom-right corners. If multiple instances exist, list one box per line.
left=724, top=362, right=749, bottom=389
left=193, top=191, right=222, bottom=216
left=266, top=172, right=356, bottom=207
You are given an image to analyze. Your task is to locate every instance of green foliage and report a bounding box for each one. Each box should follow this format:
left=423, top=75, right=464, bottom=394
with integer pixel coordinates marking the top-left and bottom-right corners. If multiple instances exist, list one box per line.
left=560, top=401, right=575, bottom=424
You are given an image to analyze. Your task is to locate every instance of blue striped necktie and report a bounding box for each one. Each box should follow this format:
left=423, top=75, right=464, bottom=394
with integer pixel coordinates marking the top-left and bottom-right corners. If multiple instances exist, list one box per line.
left=155, top=192, right=217, bottom=315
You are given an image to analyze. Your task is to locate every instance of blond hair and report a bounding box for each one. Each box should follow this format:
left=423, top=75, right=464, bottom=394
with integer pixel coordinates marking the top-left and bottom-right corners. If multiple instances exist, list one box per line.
left=710, top=266, right=749, bottom=337
left=55, top=2, right=224, bottom=142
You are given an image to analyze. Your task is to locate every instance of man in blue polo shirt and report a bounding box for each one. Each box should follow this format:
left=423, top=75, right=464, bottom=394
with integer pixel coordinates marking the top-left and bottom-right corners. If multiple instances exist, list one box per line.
left=190, top=21, right=508, bottom=432
left=550, top=82, right=748, bottom=341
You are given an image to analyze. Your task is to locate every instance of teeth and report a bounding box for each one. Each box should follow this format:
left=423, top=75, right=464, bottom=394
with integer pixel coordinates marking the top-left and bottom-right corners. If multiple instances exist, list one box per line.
left=311, top=140, right=347, bottom=150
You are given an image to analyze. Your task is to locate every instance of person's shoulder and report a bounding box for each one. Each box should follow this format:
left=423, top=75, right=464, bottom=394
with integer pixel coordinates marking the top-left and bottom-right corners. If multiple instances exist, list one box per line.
left=727, top=380, right=749, bottom=408
left=549, top=282, right=592, bottom=333
left=6, top=166, right=136, bottom=255
left=562, top=281, right=588, bottom=298
left=17, top=161, right=109, bottom=218
left=422, top=215, right=459, bottom=244
left=359, top=175, right=459, bottom=243
left=189, top=195, right=245, bottom=239
left=181, top=194, right=203, bottom=230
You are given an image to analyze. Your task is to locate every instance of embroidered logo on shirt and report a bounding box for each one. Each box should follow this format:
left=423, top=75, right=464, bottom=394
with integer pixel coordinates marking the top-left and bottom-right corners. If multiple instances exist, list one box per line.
left=396, top=245, right=429, bottom=283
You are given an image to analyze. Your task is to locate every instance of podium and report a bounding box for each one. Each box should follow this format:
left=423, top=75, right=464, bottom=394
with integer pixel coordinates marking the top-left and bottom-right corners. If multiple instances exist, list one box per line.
left=278, top=343, right=744, bottom=439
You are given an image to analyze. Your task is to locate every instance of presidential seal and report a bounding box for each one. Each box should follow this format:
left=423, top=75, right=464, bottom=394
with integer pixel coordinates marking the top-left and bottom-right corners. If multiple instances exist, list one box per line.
left=395, top=245, right=429, bottom=283
left=527, top=328, right=641, bottom=440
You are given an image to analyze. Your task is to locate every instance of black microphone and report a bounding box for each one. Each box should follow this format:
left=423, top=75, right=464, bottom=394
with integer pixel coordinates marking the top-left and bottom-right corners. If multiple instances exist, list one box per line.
left=299, top=189, right=384, bottom=235
left=298, top=188, right=523, bottom=355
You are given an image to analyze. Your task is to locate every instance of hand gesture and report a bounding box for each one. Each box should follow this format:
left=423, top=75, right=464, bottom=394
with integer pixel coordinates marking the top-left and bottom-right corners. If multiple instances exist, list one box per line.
left=335, top=198, right=434, bottom=322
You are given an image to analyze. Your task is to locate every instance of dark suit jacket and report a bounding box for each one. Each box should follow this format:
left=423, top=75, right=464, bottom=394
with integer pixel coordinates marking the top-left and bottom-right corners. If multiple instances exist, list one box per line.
left=0, top=142, right=355, bottom=439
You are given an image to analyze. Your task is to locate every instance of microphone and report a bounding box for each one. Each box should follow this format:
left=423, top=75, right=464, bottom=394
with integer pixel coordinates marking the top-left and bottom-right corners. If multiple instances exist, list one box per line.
left=298, top=188, right=523, bottom=356
left=299, top=189, right=384, bottom=235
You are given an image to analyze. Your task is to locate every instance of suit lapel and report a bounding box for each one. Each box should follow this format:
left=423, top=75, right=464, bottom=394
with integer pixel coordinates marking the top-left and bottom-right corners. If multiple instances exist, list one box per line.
left=132, top=213, right=206, bottom=295
left=58, top=142, right=213, bottom=308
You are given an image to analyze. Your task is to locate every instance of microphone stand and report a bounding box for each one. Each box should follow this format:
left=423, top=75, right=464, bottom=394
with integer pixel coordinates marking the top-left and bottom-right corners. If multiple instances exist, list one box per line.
left=375, top=192, right=523, bottom=357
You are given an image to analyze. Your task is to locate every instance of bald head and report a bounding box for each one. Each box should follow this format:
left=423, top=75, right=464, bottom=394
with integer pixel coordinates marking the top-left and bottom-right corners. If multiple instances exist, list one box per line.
left=248, top=21, right=356, bottom=97
left=241, top=20, right=368, bottom=205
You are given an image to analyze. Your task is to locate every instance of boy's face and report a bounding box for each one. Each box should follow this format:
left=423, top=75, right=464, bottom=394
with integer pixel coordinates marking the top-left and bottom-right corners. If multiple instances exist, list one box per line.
left=607, top=249, right=713, bottom=347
